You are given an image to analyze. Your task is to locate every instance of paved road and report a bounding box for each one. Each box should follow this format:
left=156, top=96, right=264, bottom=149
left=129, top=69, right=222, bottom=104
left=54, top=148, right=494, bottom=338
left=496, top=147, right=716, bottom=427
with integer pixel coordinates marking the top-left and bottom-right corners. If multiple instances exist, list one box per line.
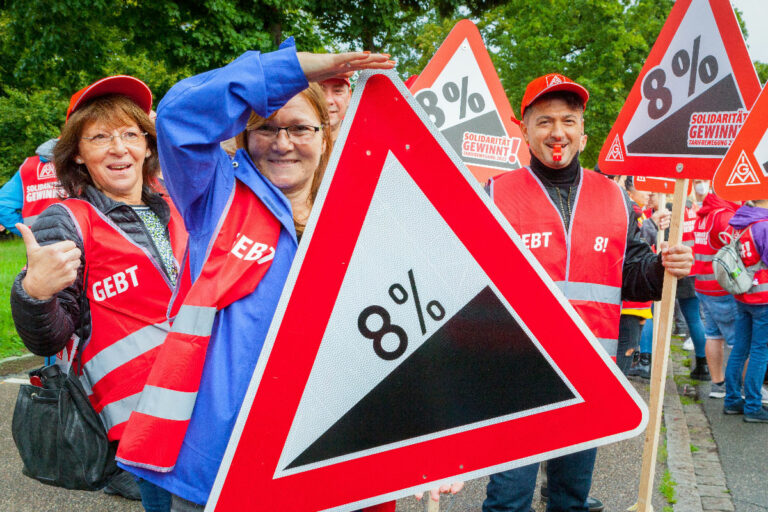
left=1, top=356, right=663, bottom=511
left=701, top=351, right=768, bottom=512
left=0, top=372, right=142, bottom=512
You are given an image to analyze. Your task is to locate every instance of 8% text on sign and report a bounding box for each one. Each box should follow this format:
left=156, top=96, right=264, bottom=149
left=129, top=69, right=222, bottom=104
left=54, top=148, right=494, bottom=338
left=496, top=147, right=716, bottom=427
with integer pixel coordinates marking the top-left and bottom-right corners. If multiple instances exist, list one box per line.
left=643, top=35, right=718, bottom=119
left=358, top=269, right=446, bottom=361
left=415, top=76, right=486, bottom=128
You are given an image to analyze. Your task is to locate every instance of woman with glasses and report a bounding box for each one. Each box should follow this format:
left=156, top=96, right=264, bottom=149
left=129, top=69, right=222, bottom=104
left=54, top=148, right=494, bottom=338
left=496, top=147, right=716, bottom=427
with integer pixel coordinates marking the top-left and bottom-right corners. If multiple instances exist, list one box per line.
left=10, top=75, right=187, bottom=512
left=114, top=41, right=395, bottom=511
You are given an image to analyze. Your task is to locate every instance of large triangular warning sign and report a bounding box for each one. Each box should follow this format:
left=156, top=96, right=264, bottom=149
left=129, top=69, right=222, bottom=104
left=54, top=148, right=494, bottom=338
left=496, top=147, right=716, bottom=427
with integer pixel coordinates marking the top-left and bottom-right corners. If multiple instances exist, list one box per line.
left=207, top=71, right=647, bottom=512
left=713, top=85, right=768, bottom=200
left=408, top=19, right=528, bottom=183
left=598, top=0, right=760, bottom=179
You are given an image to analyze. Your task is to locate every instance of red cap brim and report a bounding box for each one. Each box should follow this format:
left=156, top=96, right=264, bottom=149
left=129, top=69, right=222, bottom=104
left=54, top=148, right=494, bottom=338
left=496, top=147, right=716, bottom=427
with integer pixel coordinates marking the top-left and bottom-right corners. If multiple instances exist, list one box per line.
left=67, top=75, right=152, bottom=121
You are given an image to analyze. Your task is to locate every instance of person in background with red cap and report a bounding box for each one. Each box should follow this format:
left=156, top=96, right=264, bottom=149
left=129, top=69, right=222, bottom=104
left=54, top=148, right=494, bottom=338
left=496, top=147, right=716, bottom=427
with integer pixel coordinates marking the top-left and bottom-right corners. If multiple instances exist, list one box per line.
left=484, top=73, right=693, bottom=512
left=319, top=75, right=352, bottom=141
left=10, top=75, right=188, bottom=512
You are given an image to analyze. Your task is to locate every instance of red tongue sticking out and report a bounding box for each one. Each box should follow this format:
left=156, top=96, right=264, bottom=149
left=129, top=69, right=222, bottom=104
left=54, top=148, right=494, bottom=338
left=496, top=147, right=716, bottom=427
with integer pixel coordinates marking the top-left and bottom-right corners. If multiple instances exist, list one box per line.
left=553, top=144, right=562, bottom=162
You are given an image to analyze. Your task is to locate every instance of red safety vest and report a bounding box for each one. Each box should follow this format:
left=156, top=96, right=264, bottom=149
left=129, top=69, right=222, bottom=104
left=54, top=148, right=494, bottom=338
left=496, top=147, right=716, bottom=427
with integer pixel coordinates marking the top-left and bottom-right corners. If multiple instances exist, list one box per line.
left=18, top=156, right=64, bottom=225
left=117, top=179, right=280, bottom=471
left=693, top=207, right=733, bottom=296
left=490, top=167, right=628, bottom=357
left=682, top=206, right=696, bottom=250
left=60, top=196, right=186, bottom=441
left=734, top=223, right=768, bottom=305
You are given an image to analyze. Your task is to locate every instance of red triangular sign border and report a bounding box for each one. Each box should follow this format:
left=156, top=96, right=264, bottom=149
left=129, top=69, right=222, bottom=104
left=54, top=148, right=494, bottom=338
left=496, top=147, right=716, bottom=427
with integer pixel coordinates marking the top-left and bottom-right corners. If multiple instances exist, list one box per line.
left=598, top=0, right=760, bottom=179
left=408, top=19, right=529, bottom=183
left=208, top=71, right=647, bottom=512
left=713, top=85, right=768, bottom=199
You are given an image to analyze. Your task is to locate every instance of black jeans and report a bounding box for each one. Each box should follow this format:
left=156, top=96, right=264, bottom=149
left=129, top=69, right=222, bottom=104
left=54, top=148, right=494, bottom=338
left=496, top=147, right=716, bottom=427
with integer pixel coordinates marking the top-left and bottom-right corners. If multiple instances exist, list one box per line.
left=617, top=314, right=642, bottom=375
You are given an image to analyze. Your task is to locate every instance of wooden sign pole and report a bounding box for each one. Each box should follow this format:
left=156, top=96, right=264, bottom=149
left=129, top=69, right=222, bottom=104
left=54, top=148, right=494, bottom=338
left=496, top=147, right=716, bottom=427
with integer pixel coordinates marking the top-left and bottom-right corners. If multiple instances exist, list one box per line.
left=651, top=193, right=667, bottom=349
left=636, top=179, right=688, bottom=511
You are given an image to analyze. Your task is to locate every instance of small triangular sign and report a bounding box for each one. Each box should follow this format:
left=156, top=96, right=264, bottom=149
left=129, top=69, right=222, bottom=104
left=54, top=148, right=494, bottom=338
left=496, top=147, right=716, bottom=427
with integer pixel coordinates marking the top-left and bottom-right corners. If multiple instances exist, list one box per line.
left=206, top=71, right=647, bottom=512
left=713, top=85, right=768, bottom=199
left=598, top=0, right=760, bottom=179
left=408, top=19, right=529, bottom=182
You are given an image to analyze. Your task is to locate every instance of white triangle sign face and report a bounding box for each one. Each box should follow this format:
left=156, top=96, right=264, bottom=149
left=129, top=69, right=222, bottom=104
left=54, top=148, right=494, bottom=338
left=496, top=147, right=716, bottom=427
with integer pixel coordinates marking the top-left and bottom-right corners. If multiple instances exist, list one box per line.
left=726, top=150, right=760, bottom=186
left=408, top=19, right=529, bottom=182
left=273, top=151, right=580, bottom=477
left=622, top=1, right=739, bottom=152
left=208, top=70, right=647, bottom=512
left=598, top=0, right=761, bottom=178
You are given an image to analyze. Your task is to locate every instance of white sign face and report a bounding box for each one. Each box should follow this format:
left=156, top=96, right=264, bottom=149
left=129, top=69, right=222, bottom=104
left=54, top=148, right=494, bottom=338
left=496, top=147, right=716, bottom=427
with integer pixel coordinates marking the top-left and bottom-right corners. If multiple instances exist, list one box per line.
left=274, top=151, right=580, bottom=477
left=412, top=36, right=523, bottom=174
left=623, top=0, right=747, bottom=157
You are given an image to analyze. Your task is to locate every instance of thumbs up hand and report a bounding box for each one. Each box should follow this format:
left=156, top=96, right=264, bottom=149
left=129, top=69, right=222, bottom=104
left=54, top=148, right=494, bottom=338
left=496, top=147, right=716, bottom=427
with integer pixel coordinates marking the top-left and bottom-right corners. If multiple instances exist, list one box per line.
left=17, top=223, right=82, bottom=301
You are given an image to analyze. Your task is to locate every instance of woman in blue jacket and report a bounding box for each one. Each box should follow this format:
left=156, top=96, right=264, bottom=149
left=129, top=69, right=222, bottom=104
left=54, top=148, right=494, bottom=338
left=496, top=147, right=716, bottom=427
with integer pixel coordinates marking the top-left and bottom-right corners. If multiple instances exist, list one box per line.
left=115, top=41, right=393, bottom=509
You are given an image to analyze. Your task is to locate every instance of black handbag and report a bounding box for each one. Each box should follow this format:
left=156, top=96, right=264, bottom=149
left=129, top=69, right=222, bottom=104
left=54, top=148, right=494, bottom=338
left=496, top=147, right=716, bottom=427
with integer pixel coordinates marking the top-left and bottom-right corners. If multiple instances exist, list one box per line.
left=11, top=355, right=119, bottom=490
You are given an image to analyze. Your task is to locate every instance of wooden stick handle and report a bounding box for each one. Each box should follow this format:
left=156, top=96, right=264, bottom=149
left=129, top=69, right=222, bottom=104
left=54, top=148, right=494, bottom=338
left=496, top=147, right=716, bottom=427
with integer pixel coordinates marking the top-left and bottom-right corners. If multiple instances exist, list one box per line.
left=427, top=497, right=440, bottom=512
left=636, top=180, right=688, bottom=511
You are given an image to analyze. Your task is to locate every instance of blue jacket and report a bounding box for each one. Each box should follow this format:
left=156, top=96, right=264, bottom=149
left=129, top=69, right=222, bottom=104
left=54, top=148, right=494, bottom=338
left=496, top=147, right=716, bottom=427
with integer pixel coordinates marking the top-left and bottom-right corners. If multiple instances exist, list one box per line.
left=0, top=171, right=23, bottom=235
left=120, top=41, right=309, bottom=504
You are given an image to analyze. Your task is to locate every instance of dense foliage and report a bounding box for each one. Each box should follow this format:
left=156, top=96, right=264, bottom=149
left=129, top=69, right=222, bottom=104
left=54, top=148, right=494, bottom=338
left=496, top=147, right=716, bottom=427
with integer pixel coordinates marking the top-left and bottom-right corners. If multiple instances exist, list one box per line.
left=1, top=0, right=765, bottom=180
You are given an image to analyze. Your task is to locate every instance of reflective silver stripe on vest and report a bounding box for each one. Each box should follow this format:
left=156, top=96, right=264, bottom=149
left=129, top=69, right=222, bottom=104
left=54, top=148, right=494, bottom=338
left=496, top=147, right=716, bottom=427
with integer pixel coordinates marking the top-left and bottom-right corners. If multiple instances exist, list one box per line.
left=83, top=321, right=170, bottom=385
left=696, top=273, right=716, bottom=281
left=135, top=385, right=198, bottom=421
left=695, top=254, right=714, bottom=262
left=172, top=305, right=217, bottom=336
left=554, top=281, right=621, bottom=306
left=748, top=283, right=768, bottom=293
left=598, top=338, right=618, bottom=356
left=22, top=215, right=39, bottom=226
left=101, top=392, right=141, bottom=433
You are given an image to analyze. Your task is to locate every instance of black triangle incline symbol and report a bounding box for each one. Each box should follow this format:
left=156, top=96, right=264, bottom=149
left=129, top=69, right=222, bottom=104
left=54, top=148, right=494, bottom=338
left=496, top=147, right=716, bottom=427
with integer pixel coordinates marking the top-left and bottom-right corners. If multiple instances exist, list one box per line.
left=286, top=286, right=576, bottom=470
left=627, top=74, right=743, bottom=156
left=441, top=111, right=521, bottom=170
left=763, top=161, right=768, bottom=176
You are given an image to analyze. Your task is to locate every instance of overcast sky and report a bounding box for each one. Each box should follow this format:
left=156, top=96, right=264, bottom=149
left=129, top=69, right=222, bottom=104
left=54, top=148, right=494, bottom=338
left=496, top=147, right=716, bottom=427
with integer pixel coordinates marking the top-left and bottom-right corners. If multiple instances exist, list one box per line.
left=731, top=0, right=768, bottom=63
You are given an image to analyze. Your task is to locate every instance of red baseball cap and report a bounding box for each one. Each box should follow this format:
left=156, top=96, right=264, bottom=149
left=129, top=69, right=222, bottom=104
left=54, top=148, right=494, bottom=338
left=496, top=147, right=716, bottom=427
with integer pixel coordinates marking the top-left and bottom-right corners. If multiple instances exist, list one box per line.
left=66, top=75, right=153, bottom=122
left=319, top=76, right=351, bottom=87
left=512, top=73, right=589, bottom=125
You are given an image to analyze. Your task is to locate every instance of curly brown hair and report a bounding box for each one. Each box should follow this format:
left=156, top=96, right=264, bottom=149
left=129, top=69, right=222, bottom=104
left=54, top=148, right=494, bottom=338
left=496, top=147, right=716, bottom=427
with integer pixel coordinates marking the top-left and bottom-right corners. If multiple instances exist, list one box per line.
left=232, top=83, right=333, bottom=235
left=54, top=95, right=159, bottom=201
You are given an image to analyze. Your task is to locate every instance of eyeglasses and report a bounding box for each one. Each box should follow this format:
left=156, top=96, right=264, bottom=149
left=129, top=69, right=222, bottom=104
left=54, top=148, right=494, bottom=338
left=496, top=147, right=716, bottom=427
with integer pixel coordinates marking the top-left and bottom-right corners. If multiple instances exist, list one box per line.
left=81, top=131, right=147, bottom=147
left=252, top=124, right=322, bottom=143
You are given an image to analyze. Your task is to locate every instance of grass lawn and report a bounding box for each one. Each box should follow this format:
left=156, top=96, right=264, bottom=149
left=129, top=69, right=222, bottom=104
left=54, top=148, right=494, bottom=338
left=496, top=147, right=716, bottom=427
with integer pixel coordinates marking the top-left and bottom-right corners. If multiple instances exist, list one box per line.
left=0, top=236, right=27, bottom=359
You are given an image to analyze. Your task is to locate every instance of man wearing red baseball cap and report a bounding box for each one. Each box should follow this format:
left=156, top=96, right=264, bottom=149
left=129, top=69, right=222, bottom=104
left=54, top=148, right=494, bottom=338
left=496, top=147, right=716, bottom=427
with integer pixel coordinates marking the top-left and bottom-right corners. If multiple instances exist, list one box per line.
left=319, top=75, right=352, bottom=141
left=483, top=73, right=693, bottom=512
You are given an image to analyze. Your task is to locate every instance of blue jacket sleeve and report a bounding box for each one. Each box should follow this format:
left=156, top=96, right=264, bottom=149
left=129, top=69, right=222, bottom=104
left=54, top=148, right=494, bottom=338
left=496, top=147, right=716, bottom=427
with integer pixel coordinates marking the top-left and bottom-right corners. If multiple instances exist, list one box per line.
left=0, top=170, right=23, bottom=236
left=155, top=40, right=308, bottom=228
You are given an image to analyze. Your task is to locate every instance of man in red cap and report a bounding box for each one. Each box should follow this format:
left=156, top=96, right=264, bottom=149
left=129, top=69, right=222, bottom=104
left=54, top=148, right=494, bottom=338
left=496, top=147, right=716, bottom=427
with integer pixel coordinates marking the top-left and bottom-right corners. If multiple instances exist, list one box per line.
left=319, top=76, right=352, bottom=141
left=483, top=73, right=693, bottom=512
